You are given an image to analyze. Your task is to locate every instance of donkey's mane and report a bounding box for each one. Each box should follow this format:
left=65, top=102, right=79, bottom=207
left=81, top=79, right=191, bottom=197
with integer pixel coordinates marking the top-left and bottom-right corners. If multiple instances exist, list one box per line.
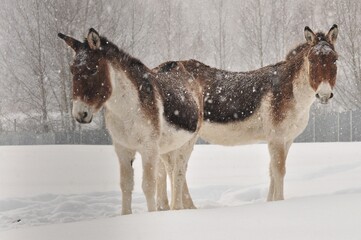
left=285, top=43, right=309, bottom=61
left=83, top=36, right=147, bottom=70
left=285, top=32, right=334, bottom=61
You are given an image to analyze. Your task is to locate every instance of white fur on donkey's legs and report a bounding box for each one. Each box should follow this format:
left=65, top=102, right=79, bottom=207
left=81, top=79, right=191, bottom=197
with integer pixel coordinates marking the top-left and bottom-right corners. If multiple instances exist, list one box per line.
left=170, top=136, right=198, bottom=210
left=156, top=137, right=198, bottom=210
left=170, top=160, right=187, bottom=210
left=158, top=152, right=186, bottom=210
left=156, top=157, right=170, bottom=211
left=159, top=154, right=174, bottom=209
left=141, top=148, right=159, bottom=212
left=267, top=140, right=292, bottom=201
left=182, top=178, right=196, bottom=209
left=114, top=144, right=136, bottom=215
left=178, top=137, right=198, bottom=209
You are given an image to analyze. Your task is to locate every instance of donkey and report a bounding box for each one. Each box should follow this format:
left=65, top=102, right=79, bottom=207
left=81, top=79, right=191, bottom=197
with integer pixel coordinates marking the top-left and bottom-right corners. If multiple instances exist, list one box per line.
left=155, top=25, right=339, bottom=206
left=58, top=28, right=203, bottom=214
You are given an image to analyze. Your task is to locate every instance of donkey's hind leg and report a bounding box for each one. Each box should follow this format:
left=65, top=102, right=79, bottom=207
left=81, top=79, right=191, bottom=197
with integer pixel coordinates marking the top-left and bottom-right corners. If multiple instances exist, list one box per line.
left=169, top=137, right=198, bottom=210
left=267, top=140, right=292, bottom=201
left=158, top=153, right=196, bottom=210
left=156, top=157, right=170, bottom=211
left=182, top=171, right=196, bottom=209
left=140, top=145, right=159, bottom=212
left=180, top=138, right=197, bottom=209
left=114, top=143, right=136, bottom=215
left=158, top=137, right=197, bottom=210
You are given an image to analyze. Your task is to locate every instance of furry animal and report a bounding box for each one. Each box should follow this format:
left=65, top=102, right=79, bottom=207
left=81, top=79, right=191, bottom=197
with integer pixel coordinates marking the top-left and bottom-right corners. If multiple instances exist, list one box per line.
left=155, top=25, right=339, bottom=206
left=58, top=28, right=203, bottom=214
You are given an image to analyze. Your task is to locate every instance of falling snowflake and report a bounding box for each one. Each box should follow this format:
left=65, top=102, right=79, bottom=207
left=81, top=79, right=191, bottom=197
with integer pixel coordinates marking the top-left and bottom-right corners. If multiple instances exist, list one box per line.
left=220, top=96, right=227, bottom=102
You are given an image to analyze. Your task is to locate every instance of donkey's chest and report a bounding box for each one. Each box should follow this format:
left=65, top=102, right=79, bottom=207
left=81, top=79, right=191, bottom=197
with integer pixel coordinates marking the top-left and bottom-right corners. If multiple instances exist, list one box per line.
left=105, top=109, right=155, bottom=149
left=104, top=103, right=196, bottom=153
left=274, top=104, right=311, bottom=140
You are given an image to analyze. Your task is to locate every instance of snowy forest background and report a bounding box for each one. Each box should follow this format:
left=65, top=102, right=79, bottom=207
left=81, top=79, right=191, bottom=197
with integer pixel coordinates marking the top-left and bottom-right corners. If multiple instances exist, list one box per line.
left=0, top=0, right=360, bottom=144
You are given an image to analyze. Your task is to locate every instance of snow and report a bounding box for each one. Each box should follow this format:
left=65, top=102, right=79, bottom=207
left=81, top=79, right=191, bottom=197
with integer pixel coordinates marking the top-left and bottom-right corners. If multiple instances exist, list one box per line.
left=314, top=41, right=334, bottom=55
left=1, top=143, right=361, bottom=239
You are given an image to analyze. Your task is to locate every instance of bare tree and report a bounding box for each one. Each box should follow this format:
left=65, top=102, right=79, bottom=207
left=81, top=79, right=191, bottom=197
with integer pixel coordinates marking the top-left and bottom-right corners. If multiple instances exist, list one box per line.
left=334, top=0, right=361, bottom=109
left=209, top=0, right=229, bottom=69
left=1, top=0, right=51, bottom=132
left=190, top=18, right=208, bottom=62
left=236, top=0, right=271, bottom=69
left=268, top=0, right=294, bottom=61
left=43, top=0, right=86, bottom=132
left=172, top=2, right=189, bottom=60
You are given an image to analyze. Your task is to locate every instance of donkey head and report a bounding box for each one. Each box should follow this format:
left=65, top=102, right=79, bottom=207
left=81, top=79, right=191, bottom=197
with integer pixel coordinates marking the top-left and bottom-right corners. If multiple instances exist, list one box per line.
left=58, top=28, right=112, bottom=123
left=304, top=25, right=338, bottom=104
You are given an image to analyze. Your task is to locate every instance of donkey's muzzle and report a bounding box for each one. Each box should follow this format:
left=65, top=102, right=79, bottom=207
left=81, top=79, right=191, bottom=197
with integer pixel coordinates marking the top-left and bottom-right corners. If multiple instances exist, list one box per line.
left=72, top=100, right=94, bottom=124
left=316, top=92, right=333, bottom=104
left=75, top=111, right=93, bottom=124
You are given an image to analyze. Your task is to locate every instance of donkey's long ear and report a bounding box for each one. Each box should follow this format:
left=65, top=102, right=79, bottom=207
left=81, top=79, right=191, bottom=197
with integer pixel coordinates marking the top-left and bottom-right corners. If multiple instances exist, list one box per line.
left=327, top=24, right=338, bottom=44
left=58, top=33, right=82, bottom=51
left=87, top=28, right=101, bottom=50
left=304, top=26, right=316, bottom=45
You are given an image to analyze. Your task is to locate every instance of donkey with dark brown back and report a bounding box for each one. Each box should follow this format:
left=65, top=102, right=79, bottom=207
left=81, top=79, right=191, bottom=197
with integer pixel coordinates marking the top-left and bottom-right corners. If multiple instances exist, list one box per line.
left=58, top=28, right=203, bottom=214
left=155, top=25, right=339, bottom=207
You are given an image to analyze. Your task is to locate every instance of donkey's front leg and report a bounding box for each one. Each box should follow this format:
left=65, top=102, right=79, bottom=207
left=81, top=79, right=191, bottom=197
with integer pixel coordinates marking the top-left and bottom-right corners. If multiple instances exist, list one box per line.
left=141, top=146, right=159, bottom=212
left=267, top=140, right=292, bottom=201
left=114, top=144, right=136, bottom=215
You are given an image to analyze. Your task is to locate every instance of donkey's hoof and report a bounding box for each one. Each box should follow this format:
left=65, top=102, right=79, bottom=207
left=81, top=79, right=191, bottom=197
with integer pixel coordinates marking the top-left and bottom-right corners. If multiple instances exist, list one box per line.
left=157, top=205, right=170, bottom=211
left=184, top=204, right=197, bottom=209
left=170, top=205, right=184, bottom=210
left=121, top=209, right=132, bottom=215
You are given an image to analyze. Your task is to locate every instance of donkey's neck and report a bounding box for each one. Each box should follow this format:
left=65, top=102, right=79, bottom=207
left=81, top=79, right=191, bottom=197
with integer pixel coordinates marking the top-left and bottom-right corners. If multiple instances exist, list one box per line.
left=101, top=37, right=149, bottom=73
left=290, top=58, right=316, bottom=112
left=102, top=41, right=152, bottom=94
left=104, top=63, right=142, bottom=119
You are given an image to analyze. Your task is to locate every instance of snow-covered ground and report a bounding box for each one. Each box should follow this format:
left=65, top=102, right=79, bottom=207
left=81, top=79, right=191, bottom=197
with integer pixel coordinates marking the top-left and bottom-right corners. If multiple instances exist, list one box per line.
left=1, top=143, right=361, bottom=239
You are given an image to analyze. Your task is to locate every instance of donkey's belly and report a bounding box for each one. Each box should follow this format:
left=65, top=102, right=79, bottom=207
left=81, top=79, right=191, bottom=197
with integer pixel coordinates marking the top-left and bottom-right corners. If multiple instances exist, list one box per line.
left=200, top=118, right=266, bottom=146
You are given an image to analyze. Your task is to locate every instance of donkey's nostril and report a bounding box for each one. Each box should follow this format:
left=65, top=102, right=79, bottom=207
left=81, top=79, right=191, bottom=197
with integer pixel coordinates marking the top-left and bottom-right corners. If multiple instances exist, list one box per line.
left=82, top=111, right=88, bottom=119
left=315, top=93, right=320, bottom=99
left=330, top=93, right=334, bottom=99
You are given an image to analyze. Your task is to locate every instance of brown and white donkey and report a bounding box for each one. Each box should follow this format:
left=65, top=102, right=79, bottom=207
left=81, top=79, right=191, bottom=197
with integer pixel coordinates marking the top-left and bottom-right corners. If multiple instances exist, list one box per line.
left=58, top=28, right=203, bottom=214
left=155, top=25, right=339, bottom=207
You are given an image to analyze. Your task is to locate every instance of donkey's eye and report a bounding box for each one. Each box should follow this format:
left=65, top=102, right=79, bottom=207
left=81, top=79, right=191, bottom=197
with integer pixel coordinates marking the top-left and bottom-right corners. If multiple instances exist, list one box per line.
left=90, top=69, right=98, bottom=75
left=87, top=66, right=98, bottom=75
